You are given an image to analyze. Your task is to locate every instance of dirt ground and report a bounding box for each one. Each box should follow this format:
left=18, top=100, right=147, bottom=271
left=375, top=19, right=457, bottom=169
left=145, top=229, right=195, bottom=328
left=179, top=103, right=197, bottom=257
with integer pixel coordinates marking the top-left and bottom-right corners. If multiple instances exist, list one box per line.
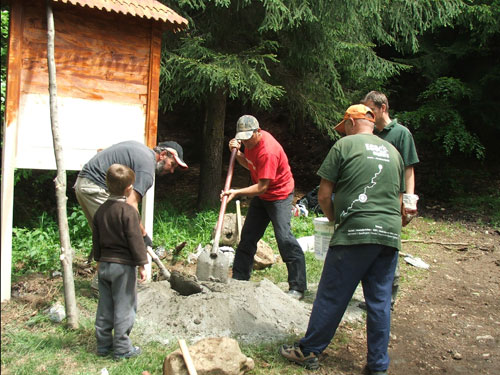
left=313, top=214, right=500, bottom=375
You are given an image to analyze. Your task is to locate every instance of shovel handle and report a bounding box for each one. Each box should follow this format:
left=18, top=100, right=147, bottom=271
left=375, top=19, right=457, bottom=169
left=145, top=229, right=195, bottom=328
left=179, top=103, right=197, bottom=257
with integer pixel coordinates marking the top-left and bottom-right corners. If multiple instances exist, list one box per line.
left=147, top=246, right=171, bottom=280
left=211, top=147, right=238, bottom=255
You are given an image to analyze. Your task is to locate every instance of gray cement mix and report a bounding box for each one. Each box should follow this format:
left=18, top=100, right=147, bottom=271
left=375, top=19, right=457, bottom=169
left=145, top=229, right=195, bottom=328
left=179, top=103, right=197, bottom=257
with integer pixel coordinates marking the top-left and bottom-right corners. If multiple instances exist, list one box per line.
left=135, top=278, right=366, bottom=345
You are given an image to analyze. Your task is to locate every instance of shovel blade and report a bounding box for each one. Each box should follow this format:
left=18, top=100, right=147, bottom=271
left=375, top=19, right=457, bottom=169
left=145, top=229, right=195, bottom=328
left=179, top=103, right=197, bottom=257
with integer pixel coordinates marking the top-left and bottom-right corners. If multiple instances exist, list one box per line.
left=196, top=245, right=230, bottom=283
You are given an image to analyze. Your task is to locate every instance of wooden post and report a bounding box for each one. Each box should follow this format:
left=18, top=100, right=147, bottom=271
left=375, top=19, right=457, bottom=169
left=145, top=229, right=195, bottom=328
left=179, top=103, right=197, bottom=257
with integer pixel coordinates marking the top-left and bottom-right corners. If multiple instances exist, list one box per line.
left=1, top=0, right=23, bottom=302
left=46, top=0, right=78, bottom=328
left=142, top=182, right=155, bottom=281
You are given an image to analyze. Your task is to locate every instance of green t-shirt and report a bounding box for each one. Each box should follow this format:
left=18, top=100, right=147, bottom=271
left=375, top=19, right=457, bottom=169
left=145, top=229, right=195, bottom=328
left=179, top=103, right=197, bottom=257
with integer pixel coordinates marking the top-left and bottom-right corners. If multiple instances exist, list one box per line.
left=317, top=134, right=405, bottom=250
left=374, top=119, right=419, bottom=167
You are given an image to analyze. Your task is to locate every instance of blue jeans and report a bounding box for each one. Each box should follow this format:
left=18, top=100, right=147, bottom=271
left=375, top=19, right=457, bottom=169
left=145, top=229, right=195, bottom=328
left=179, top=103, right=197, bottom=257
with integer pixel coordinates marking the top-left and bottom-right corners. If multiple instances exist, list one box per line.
left=299, top=244, right=398, bottom=372
left=232, top=192, right=307, bottom=292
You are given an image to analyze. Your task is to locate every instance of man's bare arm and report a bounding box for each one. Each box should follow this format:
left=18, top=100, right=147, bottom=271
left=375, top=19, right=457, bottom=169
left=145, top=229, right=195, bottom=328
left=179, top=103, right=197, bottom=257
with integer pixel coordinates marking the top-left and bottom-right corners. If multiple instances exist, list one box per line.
left=126, top=190, right=147, bottom=235
left=318, top=178, right=335, bottom=222
left=405, top=166, right=415, bottom=194
left=222, top=179, right=270, bottom=203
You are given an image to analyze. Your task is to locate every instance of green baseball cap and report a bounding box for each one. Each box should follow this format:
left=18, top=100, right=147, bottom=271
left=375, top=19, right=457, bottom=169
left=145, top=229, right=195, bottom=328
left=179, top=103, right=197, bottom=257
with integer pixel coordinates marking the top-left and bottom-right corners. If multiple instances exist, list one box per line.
left=235, top=115, right=260, bottom=140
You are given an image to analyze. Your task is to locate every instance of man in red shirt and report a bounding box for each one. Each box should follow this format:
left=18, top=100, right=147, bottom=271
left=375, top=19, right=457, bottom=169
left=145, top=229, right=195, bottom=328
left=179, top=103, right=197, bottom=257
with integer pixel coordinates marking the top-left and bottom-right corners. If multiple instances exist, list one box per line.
left=222, top=115, right=307, bottom=299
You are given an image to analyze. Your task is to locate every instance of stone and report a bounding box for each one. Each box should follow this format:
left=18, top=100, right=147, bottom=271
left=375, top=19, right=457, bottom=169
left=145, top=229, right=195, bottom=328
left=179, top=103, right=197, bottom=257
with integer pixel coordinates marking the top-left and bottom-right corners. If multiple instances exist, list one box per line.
left=218, top=214, right=275, bottom=270
left=220, top=214, right=239, bottom=246
left=163, top=337, right=254, bottom=375
left=253, top=240, right=275, bottom=270
left=46, top=302, right=66, bottom=323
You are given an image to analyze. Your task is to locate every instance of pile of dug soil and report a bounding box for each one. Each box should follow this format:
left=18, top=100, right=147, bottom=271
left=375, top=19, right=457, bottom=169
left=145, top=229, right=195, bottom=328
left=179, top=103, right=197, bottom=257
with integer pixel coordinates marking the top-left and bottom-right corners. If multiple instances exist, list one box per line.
left=135, top=278, right=312, bottom=345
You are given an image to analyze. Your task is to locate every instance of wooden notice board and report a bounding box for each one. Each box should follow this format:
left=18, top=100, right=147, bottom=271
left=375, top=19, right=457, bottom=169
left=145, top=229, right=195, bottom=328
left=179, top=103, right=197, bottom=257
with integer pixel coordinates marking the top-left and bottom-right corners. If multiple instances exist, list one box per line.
left=1, top=0, right=186, bottom=301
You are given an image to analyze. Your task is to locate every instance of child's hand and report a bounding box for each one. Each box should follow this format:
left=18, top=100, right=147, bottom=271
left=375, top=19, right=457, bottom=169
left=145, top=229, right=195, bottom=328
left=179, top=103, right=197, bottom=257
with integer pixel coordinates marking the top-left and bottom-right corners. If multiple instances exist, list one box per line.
left=138, top=266, right=147, bottom=283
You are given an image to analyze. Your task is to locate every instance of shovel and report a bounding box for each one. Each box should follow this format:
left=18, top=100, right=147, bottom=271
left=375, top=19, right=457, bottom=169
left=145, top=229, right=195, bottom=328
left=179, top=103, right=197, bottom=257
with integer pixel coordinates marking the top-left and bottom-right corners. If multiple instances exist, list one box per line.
left=147, top=244, right=203, bottom=296
left=195, top=147, right=238, bottom=283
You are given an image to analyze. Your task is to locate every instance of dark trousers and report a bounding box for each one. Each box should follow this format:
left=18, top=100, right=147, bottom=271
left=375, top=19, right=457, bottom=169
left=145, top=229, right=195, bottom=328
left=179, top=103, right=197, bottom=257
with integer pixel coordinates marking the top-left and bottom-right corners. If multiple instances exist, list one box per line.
left=232, top=192, right=307, bottom=292
left=299, top=244, right=398, bottom=372
left=95, top=262, right=137, bottom=355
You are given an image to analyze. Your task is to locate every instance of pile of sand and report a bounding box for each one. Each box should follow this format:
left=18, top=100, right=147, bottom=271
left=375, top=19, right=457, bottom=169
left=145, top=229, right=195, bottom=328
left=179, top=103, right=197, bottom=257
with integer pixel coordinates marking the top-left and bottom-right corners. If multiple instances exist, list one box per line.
left=135, top=279, right=312, bottom=345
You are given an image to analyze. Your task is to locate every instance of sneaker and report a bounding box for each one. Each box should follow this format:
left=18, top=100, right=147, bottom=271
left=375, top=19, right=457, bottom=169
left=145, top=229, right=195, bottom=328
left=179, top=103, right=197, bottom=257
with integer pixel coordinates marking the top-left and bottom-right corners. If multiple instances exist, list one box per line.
left=279, top=343, right=319, bottom=370
left=113, top=346, right=141, bottom=360
left=287, top=289, right=304, bottom=301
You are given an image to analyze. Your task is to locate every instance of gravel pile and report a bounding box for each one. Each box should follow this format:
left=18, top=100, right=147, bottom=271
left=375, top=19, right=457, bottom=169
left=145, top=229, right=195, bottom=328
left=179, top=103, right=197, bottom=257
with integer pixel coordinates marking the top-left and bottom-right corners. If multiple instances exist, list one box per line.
left=135, top=278, right=312, bottom=345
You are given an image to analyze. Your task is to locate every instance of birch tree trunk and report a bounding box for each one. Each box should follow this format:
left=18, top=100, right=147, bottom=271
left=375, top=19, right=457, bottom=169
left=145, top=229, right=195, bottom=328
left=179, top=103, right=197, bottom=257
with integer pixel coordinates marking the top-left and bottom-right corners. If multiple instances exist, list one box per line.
left=46, top=0, right=78, bottom=329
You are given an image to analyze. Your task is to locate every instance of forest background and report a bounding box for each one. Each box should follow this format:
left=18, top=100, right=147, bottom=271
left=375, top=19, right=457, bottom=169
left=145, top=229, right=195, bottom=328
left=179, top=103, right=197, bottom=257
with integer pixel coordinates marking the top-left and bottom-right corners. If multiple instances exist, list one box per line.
left=1, top=0, right=499, bottom=226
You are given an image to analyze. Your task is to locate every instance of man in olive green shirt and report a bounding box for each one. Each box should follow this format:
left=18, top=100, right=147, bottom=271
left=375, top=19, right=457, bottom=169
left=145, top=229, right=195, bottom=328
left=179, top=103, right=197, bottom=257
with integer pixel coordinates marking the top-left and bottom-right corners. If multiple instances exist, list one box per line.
left=280, top=105, right=404, bottom=375
left=362, top=91, right=420, bottom=308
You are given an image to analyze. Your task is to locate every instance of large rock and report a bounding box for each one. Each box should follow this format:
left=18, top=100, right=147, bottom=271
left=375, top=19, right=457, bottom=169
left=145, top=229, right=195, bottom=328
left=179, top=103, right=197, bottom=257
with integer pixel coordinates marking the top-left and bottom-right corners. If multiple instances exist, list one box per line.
left=253, top=240, right=275, bottom=270
left=163, top=337, right=254, bottom=375
left=220, top=213, right=239, bottom=246
left=218, top=214, right=275, bottom=269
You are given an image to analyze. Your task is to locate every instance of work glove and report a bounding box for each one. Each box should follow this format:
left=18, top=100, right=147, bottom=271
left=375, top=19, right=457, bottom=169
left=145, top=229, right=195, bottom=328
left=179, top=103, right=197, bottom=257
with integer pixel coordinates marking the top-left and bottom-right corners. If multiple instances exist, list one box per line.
left=143, top=234, right=153, bottom=248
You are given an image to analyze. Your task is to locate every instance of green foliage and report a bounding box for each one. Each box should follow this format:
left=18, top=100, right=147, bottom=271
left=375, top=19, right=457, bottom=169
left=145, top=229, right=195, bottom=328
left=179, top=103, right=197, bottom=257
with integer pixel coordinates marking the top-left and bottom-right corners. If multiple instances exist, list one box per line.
left=160, top=36, right=284, bottom=110
left=12, top=207, right=91, bottom=276
left=399, top=77, right=485, bottom=158
left=67, top=206, right=92, bottom=250
left=12, top=214, right=61, bottom=275
left=152, top=200, right=218, bottom=255
left=387, top=0, right=499, bottom=168
left=161, top=0, right=463, bottom=139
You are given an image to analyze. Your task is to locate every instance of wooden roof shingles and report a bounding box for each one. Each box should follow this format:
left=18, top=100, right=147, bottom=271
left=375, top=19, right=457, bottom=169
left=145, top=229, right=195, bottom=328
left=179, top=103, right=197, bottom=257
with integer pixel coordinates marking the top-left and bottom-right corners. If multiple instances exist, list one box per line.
left=53, top=0, right=188, bottom=31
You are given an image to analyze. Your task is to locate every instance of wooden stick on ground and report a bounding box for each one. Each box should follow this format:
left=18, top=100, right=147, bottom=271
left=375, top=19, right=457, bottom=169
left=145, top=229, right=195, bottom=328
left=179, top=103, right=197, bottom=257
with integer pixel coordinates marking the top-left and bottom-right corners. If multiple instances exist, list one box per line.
left=178, top=339, right=198, bottom=375
left=402, top=239, right=469, bottom=246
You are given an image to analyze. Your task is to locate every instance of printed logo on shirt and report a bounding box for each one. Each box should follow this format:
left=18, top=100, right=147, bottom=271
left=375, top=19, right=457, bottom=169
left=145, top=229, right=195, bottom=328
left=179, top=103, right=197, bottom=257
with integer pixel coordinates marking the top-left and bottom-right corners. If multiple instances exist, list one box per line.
left=340, top=164, right=383, bottom=218
left=365, top=143, right=390, bottom=161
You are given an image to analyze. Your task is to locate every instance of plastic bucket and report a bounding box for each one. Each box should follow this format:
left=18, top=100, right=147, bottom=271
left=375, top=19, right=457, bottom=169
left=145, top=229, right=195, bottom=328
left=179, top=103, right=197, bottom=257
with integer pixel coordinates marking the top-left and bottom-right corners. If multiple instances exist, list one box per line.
left=313, top=217, right=334, bottom=261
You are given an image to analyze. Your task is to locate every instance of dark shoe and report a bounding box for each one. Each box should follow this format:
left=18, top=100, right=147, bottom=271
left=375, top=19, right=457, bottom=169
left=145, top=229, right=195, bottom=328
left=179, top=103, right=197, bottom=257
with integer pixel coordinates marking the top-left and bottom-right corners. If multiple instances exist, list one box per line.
left=363, top=365, right=388, bottom=375
left=287, top=289, right=304, bottom=300
left=96, top=348, right=112, bottom=357
left=279, top=343, right=319, bottom=370
left=113, top=346, right=141, bottom=360
left=358, top=301, right=367, bottom=311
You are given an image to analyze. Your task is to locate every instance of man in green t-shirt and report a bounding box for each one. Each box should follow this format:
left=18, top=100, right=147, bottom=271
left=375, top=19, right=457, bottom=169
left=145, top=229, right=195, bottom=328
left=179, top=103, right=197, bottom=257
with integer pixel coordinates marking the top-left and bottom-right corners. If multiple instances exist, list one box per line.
left=362, top=91, right=420, bottom=308
left=280, top=104, right=404, bottom=375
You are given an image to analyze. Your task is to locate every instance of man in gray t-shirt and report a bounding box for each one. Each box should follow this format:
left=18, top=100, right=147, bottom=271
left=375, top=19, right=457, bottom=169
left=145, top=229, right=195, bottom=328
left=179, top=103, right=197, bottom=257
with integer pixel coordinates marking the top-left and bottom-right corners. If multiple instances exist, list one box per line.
left=74, top=140, right=188, bottom=260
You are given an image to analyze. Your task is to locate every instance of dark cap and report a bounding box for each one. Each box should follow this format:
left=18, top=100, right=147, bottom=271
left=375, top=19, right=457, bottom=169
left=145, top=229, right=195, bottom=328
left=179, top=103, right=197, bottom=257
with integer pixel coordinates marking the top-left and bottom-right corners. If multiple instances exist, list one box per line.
left=157, top=141, right=188, bottom=169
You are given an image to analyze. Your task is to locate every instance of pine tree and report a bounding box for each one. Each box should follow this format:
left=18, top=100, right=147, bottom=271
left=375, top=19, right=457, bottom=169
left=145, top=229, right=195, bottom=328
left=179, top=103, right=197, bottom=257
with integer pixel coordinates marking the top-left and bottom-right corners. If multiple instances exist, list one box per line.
left=160, top=0, right=462, bottom=208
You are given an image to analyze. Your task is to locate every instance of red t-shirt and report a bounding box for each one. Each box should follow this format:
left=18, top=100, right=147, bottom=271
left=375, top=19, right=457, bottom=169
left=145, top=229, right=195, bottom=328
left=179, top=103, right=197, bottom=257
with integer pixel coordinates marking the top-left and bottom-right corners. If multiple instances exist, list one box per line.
left=244, top=130, right=295, bottom=201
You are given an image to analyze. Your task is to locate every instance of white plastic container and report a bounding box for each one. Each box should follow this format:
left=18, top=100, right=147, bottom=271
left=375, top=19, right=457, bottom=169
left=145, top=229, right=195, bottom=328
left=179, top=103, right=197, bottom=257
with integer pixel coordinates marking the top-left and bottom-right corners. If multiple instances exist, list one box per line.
left=313, top=217, right=334, bottom=261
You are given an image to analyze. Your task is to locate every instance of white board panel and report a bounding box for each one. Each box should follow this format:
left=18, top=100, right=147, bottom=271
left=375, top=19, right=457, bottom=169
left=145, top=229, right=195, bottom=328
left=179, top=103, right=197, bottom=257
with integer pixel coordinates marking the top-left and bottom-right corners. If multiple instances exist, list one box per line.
left=16, top=94, right=146, bottom=170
